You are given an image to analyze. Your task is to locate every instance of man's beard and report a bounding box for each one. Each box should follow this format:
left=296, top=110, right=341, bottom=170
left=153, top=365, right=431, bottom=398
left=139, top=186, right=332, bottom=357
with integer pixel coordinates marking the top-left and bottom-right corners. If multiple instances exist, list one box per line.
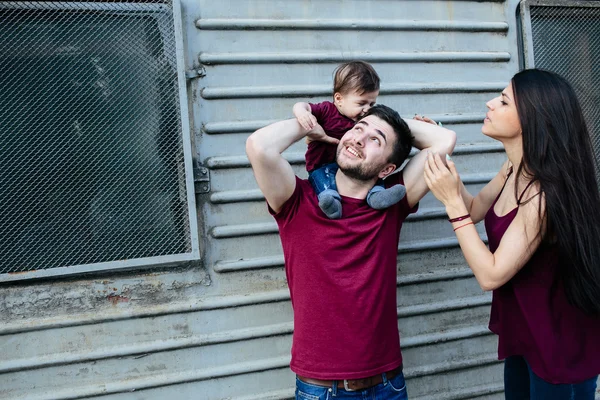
left=338, top=163, right=381, bottom=181
left=336, top=147, right=383, bottom=181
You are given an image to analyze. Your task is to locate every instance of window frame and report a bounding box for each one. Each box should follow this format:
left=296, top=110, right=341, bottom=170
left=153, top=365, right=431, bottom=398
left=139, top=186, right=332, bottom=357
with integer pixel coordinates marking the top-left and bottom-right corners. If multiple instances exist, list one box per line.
left=0, top=0, right=200, bottom=283
left=519, top=0, right=600, bottom=68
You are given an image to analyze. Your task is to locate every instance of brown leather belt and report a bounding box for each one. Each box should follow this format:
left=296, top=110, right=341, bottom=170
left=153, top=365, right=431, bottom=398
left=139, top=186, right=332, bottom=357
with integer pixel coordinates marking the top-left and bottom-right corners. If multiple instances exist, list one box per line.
left=298, top=365, right=402, bottom=392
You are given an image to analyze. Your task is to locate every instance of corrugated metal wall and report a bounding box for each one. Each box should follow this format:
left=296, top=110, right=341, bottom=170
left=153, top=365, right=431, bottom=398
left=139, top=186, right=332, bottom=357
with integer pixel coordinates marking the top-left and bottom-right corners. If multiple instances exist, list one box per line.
left=193, top=1, right=512, bottom=399
left=2, top=1, right=598, bottom=399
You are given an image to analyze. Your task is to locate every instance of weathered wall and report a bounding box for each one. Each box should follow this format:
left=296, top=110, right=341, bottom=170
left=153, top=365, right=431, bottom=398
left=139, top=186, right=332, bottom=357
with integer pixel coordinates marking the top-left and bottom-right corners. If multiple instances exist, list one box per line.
left=2, top=1, right=598, bottom=399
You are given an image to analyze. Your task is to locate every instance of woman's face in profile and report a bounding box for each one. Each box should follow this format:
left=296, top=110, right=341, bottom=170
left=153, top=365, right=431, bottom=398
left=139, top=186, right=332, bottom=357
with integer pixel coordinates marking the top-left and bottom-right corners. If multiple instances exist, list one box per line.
left=482, top=82, right=522, bottom=141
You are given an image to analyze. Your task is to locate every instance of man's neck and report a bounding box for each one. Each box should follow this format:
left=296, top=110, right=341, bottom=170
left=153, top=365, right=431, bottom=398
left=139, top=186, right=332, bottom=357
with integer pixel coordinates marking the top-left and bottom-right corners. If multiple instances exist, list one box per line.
left=335, top=170, right=378, bottom=200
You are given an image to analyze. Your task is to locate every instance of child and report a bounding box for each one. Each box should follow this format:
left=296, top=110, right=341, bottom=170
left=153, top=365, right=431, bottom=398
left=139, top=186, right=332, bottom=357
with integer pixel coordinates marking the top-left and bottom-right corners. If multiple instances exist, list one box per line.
left=293, top=60, right=406, bottom=219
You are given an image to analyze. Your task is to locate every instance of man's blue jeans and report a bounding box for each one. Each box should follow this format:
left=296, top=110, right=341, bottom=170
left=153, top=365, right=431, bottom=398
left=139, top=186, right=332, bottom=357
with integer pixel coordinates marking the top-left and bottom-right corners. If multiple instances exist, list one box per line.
left=504, top=356, right=598, bottom=399
left=295, top=372, right=408, bottom=400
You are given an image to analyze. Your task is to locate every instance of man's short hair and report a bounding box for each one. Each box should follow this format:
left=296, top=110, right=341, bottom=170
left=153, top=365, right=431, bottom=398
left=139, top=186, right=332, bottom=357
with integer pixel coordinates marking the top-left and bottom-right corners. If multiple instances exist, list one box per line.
left=364, top=105, right=413, bottom=167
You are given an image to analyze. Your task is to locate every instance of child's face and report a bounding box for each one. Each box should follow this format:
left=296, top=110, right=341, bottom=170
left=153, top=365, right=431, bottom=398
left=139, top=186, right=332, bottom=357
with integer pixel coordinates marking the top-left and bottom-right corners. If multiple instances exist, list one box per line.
left=334, top=90, right=378, bottom=121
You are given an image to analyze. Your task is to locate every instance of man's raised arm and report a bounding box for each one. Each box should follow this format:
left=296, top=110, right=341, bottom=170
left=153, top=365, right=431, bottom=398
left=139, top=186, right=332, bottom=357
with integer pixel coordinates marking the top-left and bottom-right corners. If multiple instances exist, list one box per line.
left=245, top=119, right=307, bottom=212
left=401, top=118, right=457, bottom=208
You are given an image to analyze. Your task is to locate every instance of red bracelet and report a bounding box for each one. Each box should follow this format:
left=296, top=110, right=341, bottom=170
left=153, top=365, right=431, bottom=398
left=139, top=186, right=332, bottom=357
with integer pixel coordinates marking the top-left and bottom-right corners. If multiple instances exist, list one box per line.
left=453, top=221, right=474, bottom=232
left=448, top=214, right=470, bottom=223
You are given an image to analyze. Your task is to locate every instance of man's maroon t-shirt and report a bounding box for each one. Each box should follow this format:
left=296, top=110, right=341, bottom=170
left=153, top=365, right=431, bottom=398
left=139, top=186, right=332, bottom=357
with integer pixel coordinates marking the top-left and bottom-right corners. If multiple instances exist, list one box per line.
left=270, top=173, right=417, bottom=379
left=305, top=101, right=355, bottom=172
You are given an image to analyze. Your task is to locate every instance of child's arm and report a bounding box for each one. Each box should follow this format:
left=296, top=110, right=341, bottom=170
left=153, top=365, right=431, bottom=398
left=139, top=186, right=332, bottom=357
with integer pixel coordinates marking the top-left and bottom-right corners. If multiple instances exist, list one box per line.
left=293, top=102, right=318, bottom=131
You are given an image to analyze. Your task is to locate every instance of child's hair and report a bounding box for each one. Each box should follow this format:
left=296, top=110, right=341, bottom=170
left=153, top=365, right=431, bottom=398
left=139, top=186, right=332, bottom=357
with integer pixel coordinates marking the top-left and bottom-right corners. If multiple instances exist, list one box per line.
left=333, top=61, right=380, bottom=96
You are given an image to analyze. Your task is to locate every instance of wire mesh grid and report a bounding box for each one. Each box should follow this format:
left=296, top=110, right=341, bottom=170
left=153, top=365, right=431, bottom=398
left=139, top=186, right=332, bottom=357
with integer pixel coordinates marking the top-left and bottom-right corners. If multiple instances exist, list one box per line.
left=529, top=5, right=600, bottom=179
left=0, top=1, right=193, bottom=274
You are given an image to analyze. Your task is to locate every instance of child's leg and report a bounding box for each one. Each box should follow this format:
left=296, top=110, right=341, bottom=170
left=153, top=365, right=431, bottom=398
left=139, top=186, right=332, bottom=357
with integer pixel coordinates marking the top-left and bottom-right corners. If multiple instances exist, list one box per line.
left=366, top=180, right=407, bottom=210
left=308, top=163, right=342, bottom=219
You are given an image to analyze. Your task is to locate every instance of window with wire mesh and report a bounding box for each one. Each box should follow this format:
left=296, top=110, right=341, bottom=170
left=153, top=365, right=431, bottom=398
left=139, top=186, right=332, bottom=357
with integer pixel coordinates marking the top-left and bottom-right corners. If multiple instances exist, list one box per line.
left=528, top=4, right=600, bottom=178
left=0, top=1, right=193, bottom=274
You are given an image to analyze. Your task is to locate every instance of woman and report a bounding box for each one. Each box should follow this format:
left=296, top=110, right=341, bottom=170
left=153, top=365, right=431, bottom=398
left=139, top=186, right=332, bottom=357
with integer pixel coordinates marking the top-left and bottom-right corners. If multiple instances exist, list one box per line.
left=423, top=69, right=600, bottom=399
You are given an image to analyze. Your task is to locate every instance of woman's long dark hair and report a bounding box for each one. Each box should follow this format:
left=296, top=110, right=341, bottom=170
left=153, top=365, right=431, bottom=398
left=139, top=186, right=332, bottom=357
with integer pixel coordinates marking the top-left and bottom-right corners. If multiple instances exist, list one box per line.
left=512, top=68, right=600, bottom=315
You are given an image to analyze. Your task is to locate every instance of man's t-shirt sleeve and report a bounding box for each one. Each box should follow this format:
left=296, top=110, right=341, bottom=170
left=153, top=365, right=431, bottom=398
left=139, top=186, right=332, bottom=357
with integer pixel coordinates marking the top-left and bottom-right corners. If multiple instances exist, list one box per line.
left=268, top=176, right=304, bottom=226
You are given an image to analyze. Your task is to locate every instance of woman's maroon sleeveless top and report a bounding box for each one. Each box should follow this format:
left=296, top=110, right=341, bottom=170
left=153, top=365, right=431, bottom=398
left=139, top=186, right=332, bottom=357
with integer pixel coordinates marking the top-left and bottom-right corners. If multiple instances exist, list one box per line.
left=484, top=172, right=600, bottom=384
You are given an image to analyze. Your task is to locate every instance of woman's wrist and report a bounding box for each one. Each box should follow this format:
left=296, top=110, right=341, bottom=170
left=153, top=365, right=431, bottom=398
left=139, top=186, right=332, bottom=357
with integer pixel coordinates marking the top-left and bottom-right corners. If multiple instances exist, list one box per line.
left=445, top=200, right=468, bottom=220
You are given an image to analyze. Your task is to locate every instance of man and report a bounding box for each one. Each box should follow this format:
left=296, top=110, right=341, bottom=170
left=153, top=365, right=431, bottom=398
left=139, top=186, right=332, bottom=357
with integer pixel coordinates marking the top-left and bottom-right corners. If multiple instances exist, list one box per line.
left=246, top=105, right=456, bottom=399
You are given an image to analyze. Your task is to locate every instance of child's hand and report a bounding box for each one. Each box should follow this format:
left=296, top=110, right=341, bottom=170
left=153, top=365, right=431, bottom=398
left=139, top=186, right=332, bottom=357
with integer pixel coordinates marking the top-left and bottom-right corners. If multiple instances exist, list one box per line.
left=306, top=124, right=339, bottom=146
left=296, top=111, right=318, bottom=131
left=414, top=114, right=440, bottom=126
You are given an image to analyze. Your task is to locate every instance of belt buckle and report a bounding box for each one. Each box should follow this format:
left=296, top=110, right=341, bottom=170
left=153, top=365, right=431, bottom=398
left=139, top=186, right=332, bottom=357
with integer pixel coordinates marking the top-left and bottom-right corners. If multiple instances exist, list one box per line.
left=343, top=379, right=356, bottom=392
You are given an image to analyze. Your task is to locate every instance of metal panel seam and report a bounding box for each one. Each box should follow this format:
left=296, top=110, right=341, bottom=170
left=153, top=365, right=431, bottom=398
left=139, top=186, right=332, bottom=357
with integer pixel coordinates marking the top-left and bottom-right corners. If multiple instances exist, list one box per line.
left=195, top=19, right=509, bottom=32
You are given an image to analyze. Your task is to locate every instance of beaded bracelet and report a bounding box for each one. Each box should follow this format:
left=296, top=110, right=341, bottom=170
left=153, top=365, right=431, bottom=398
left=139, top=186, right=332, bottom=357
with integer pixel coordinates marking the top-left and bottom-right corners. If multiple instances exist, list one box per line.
left=448, top=214, right=470, bottom=223
left=453, top=221, right=474, bottom=232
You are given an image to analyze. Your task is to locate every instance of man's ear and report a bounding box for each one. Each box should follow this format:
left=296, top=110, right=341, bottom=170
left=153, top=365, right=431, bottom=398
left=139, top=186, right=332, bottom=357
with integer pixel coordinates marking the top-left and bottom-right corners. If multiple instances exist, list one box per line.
left=378, top=163, right=397, bottom=179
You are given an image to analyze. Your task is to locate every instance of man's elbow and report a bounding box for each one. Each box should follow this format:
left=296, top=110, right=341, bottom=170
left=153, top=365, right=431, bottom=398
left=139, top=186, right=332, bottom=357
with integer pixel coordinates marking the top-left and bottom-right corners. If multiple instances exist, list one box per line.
left=443, top=129, right=457, bottom=155
left=245, top=133, right=255, bottom=156
left=245, top=130, right=263, bottom=163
